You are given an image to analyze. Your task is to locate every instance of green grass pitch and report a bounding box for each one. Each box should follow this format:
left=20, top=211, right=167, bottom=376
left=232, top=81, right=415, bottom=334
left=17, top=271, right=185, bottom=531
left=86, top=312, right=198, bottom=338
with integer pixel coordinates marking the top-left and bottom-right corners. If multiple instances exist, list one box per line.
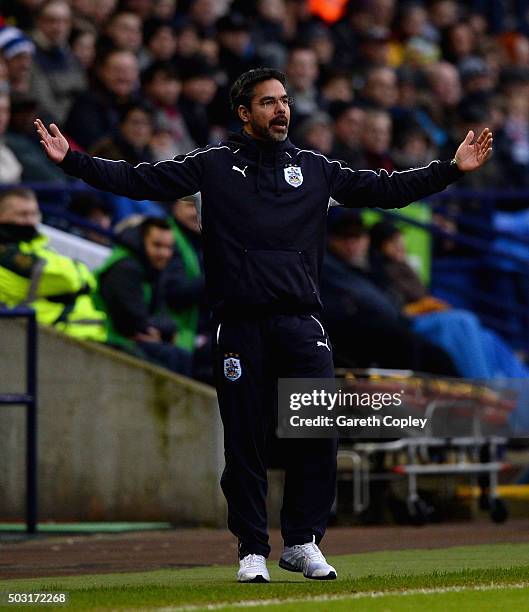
left=2, top=542, right=529, bottom=610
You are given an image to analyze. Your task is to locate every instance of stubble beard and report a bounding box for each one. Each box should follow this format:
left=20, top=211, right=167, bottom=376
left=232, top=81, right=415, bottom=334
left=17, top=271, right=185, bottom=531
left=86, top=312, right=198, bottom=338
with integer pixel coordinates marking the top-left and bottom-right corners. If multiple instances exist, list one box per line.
left=251, top=119, right=289, bottom=143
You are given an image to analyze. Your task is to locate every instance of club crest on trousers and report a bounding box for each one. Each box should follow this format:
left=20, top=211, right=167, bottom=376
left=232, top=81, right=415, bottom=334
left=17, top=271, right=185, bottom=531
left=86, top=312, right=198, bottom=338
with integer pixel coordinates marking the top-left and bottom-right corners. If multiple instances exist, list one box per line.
left=284, top=165, right=303, bottom=187
left=224, top=353, right=242, bottom=381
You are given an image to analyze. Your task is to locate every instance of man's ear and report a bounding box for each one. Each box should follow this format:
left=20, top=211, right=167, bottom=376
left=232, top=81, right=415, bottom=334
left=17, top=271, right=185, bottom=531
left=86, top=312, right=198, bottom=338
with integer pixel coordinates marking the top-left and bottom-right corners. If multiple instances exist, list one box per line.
left=238, top=105, right=250, bottom=123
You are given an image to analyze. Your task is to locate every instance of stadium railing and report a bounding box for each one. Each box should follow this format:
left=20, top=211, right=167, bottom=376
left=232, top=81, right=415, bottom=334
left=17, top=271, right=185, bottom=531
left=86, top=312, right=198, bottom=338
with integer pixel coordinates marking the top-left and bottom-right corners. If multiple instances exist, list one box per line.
left=0, top=308, right=38, bottom=533
left=11, top=182, right=529, bottom=350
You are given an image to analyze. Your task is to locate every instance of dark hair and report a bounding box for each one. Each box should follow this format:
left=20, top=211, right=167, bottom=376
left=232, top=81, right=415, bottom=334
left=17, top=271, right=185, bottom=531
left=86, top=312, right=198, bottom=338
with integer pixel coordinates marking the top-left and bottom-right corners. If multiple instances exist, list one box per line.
left=229, top=68, right=287, bottom=117
left=141, top=60, right=179, bottom=87
left=369, top=221, right=400, bottom=251
left=140, top=216, right=172, bottom=237
left=97, top=46, right=136, bottom=67
left=117, top=100, right=154, bottom=123
left=143, top=18, right=175, bottom=45
left=68, top=193, right=110, bottom=217
left=327, top=209, right=366, bottom=238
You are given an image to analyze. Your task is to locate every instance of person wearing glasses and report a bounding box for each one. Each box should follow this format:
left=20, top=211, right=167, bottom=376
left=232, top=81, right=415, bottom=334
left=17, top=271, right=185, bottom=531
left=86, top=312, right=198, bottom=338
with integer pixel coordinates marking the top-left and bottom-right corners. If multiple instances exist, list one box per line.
left=35, top=67, right=493, bottom=584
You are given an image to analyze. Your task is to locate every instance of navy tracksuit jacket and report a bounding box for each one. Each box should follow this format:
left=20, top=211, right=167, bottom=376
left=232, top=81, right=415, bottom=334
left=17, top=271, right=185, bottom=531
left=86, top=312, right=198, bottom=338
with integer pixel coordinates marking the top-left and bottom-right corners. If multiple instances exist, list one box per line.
left=60, top=131, right=463, bottom=556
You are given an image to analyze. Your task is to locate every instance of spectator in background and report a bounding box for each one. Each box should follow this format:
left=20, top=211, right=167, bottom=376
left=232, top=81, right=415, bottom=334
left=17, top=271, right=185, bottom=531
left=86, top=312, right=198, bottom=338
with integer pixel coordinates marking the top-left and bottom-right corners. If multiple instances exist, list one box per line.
left=142, top=61, right=196, bottom=157
left=252, top=0, right=288, bottom=69
left=320, top=69, right=354, bottom=105
left=392, top=124, right=437, bottom=171
left=165, top=195, right=211, bottom=381
left=496, top=93, right=529, bottom=189
left=283, top=0, right=322, bottom=42
left=65, top=48, right=140, bottom=149
left=392, top=68, right=446, bottom=148
left=429, top=0, right=460, bottom=34
left=70, top=0, right=118, bottom=31
left=0, top=187, right=107, bottom=341
left=90, top=101, right=155, bottom=165
left=97, top=216, right=193, bottom=376
left=119, top=0, right=155, bottom=21
left=331, top=1, right=374, bottom=71
left=360, top=66, right=398, bottom=111
left=69, top=28, right=96, bottom=70
left=329, top=100, right=365, bottom=166
left=30, top=0, right=87, bottom=124
left=355, top=26, right=392, bottom=75
left=89, top=101, right=164, bottom=223
left=216, top=14, right=256, bottom=85
left=371, top=0, right=396, bottom=29
left=6, top=91, right=66, bottom=183
left=358, top=109, right=394, bottom=172
left=99, top=10, right=143, bottom=55
left=295, top=111, right=334, bottom=155
left=459, top=56, right=495, bottom=98
left=68, top=192, right=113, bottom=245
left=0, top=92, right=22, bottom=184
left=152, top=0, right=177, bottom=22
left=425, top=60, right=462, bottom=138
left=321, top=211, right=458, bottom=375
left=303, top=23, right=335, bottom=70
left=441, top=21, right=477, bottom=65
left=212, top=13, right=260, bottom=129
left=174, top=22, right=202, bottom=61
left=285, top=45, right=320, bottom=127
left=188, top=0, right=222, bottom=39
left=0, top=26, right=35, bottom=94
left=140, top=18, right=177, bottom=68
left=178, top=55, right=218, bottom=146
left=369, top=220, right=529, bottom=379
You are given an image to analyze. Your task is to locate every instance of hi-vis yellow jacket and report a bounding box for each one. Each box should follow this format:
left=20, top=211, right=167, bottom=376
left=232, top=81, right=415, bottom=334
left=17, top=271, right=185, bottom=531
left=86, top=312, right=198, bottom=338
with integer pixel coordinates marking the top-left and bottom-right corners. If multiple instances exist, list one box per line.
left=0, top=232, right=107, bottom=342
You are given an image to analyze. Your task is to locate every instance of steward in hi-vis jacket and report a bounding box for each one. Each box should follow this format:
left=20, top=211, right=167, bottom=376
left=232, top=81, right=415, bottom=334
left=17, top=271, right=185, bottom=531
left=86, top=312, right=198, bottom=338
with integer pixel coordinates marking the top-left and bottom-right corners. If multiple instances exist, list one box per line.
left=35, top=67, right=493, bottom=583
left=0, top=188, right=106, bottom=342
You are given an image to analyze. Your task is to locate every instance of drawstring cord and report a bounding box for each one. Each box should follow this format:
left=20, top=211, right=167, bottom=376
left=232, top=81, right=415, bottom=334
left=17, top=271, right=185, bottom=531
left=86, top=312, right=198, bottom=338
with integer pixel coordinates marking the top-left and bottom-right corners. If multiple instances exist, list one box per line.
left=274, top=150, right=280, bottom=196
left=256, top=150, right=262, bottom=193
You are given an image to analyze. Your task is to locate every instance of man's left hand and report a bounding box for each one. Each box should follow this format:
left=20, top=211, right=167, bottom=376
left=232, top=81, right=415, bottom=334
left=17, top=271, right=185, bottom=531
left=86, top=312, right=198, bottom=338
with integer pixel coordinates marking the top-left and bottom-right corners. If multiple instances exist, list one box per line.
left=454, top=128, right=493, bottom=172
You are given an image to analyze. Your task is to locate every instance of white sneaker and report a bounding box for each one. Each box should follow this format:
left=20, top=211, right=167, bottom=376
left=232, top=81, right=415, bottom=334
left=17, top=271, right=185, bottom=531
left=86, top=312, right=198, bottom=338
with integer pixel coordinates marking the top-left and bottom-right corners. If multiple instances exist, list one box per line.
left=237, top=554, right=270, bottom=583
left=279, top=536, right=337, bottom=580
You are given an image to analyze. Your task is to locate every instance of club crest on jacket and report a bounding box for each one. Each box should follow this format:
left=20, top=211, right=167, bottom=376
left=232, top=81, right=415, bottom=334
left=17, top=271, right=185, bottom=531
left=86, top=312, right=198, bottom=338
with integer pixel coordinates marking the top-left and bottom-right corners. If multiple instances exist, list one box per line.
left=224, top=353, right=242, bottom=381
left=284, top=165, right=303, bottom=187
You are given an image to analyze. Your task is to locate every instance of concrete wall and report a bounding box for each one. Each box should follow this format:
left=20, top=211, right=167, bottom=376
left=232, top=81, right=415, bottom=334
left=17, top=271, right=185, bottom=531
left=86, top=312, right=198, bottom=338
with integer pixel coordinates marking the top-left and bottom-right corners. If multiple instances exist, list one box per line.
left=0, top=319, right=226, bottom=526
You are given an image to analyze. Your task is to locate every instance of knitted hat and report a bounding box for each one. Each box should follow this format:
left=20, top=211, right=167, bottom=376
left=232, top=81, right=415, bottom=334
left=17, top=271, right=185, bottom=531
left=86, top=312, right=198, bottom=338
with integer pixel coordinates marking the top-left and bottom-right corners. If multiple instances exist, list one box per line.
left=0, top=27, right=35, bottom=60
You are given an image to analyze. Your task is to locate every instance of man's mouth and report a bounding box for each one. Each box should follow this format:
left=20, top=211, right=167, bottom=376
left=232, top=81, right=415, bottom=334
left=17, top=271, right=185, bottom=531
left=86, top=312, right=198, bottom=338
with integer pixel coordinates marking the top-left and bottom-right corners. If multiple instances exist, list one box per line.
left=271, top=117, right=288, bottom=127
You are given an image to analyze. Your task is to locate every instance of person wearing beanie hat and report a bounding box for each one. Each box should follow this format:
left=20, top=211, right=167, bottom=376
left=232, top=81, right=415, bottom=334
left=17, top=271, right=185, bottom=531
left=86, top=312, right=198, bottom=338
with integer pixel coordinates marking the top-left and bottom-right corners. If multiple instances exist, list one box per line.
left=0, top=26, right=35, bottom=60
left=0, top=26, right=35, bottom=94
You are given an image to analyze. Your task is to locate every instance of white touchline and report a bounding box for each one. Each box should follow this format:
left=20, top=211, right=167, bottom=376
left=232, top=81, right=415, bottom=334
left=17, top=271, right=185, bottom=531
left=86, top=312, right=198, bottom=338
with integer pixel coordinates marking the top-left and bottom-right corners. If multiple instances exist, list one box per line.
left=155, top=581, right=529, bottom=612
left=154, top=582, right=529, bottom=612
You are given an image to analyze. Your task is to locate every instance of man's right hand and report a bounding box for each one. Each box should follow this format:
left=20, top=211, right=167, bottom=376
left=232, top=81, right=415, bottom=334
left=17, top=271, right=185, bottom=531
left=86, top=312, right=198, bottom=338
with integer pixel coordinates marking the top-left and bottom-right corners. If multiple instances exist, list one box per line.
left=34, top=118, right=69, bottom=164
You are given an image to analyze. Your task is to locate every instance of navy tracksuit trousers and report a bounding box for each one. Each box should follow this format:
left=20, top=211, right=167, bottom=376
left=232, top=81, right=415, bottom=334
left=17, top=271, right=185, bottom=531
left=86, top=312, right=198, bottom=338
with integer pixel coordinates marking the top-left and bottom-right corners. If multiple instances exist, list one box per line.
left=214, top=313, right=337, bottom=559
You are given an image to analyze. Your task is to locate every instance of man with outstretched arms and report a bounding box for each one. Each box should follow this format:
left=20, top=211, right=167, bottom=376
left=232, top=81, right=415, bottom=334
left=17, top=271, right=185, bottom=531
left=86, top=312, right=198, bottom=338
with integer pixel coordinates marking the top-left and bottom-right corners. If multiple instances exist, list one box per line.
left=36, top=67, right=492, bottom=583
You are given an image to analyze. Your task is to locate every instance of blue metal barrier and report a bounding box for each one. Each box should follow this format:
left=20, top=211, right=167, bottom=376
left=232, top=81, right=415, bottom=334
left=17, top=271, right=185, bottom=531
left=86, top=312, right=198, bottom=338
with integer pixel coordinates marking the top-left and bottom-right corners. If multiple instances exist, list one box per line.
left=0, top=308, right=38, bottom=534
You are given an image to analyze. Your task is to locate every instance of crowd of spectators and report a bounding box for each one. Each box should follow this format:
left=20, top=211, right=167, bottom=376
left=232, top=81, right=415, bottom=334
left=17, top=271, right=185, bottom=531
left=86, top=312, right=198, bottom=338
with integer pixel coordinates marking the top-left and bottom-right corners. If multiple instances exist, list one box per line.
left=1, top=0, right=529, bottom=190
left=3, top=0, right=529, bottom=389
